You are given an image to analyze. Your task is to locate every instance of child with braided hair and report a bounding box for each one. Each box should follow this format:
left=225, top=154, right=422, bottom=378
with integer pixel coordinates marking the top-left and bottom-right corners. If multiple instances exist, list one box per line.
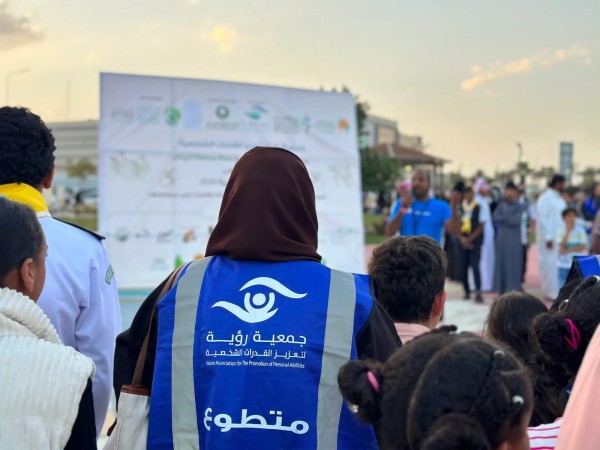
left=526, top=276, right=600, bottom=449
left=534, top=276, right=600, bottom=380
left=337, top=326, right=533, bottom=450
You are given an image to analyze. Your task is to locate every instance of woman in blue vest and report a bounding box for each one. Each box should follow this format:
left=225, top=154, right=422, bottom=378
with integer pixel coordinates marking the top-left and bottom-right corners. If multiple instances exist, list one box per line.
left=114, top=147, right=399, bottom=449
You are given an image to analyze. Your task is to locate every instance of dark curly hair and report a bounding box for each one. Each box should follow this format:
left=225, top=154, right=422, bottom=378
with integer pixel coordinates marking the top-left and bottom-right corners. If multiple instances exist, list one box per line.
left=338, top=327, right=532, bottom=450
left=0, top=106, right=55, bottom=187
left=0, top=196, right=45, bottom=283
left=534, top=276, right=600, bottom=378
left=485, top=292, right=568, bottom=426
left=368, top=236, right=447, bottom=323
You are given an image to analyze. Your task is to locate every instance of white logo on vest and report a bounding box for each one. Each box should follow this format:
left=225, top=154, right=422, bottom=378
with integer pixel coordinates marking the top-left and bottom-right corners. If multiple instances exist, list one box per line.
left=204, top=407, right=309, bottom=434
left=211, top=277, right=307, bottom=323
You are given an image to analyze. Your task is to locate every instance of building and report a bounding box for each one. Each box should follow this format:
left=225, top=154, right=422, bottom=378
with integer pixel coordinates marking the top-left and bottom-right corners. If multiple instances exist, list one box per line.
left=361, top=114, right=400, bottom=148
left=362, top=114, right=447, bottom=188
left=47, top=120, right=98, bottom=175
left=44, top=120, right=98, bottom=212
left=373, top=143, right=448, bottom=188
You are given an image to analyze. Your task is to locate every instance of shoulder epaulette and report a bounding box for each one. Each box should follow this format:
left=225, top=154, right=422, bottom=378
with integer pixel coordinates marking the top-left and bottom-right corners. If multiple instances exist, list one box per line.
left=55, top=218, right=105, bottom=241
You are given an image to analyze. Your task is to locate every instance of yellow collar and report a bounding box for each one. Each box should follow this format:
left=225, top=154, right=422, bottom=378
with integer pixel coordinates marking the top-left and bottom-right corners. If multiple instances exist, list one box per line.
left=462, top=199, right=478, bottom=211
left=0, top=183, right=50, bottom=215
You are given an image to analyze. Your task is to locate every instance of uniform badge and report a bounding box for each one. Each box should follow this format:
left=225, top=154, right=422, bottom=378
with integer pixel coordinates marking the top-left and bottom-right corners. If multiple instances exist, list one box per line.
left=105, top=265, right=114, bottom=285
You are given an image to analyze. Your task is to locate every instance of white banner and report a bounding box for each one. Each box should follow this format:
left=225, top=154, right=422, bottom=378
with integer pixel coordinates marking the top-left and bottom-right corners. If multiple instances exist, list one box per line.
left=99, top=73, right=365, bottom=289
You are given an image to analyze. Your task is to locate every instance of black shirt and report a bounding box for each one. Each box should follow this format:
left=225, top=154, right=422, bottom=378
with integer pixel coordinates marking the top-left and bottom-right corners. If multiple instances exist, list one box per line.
left=65, top=379, right=97, bottom=450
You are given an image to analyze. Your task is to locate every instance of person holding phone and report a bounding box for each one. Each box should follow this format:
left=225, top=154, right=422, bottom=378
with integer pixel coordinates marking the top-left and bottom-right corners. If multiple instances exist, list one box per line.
left=385, top=170, right=461, bottom=244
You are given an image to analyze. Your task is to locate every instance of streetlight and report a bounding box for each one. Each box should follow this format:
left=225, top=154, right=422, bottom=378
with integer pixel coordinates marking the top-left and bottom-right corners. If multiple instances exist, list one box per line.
left=5, top=67, right=31, bottom=105
left=516, top=142, right=526, bottom=185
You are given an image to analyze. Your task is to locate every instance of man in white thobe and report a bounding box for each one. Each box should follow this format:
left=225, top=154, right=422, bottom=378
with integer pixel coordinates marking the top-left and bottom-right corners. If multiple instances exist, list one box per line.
left=536, top=175, right=567, bottom=299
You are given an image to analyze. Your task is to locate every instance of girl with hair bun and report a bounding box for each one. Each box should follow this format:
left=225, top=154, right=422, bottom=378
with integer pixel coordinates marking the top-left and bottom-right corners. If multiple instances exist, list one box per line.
left=338, top=326, right=533, bottom=450
left=534, top=276, right=600, bottom=380
left=526, top=276, right=600, bottom=449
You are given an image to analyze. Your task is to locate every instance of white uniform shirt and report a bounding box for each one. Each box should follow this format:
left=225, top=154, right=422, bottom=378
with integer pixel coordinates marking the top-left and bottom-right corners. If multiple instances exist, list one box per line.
left=37, top=214, right=122, bottom=436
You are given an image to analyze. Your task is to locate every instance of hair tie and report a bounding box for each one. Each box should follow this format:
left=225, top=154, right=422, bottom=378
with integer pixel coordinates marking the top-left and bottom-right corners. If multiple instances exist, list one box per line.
left=367, top=371, right=380, bottom=393
left=563, top=319, right=581, bottom=351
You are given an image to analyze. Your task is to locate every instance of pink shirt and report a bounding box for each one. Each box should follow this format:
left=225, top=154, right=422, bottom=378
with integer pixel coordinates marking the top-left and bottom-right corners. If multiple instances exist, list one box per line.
left=394, top=323, right=430, bottom=345
left=556, top=327, right=600, bottom=449
left=528, top=418, right=562, bottom=450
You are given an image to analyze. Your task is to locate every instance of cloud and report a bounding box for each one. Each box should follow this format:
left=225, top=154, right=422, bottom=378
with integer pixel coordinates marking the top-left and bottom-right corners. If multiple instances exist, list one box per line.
left=462, top=45, right=592, bottom=91
left=206, top=26, right=237, bottom=52
left=0, top=0, right=42, bottom=50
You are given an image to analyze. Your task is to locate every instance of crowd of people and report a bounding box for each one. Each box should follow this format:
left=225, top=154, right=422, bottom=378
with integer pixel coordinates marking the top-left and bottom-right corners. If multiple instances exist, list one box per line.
left=385, top=171, right=600, bottom=303
left=1, top=105, right=600, bottom=449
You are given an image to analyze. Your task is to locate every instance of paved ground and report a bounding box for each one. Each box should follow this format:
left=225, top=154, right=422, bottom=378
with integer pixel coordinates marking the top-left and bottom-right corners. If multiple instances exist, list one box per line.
left=99, top=245, right=544, bottom=447
left=442, top=244, right=544, bottom=333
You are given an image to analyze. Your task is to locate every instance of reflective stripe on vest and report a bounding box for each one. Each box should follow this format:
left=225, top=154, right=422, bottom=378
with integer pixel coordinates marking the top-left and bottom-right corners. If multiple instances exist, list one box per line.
left=172, top=257, right=212, bottom=449
left=578, top=255, right=600, bottom=278
left=317, top=269, right=356, bottom=449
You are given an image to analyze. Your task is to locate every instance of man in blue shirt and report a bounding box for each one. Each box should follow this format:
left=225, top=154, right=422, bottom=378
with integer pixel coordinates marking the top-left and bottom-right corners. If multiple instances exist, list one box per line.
left=385, top=170, right=460, bottom=244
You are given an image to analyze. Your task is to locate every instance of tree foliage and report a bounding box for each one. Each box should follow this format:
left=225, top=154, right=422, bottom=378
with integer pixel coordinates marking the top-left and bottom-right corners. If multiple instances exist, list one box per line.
left=531, top=166, right=556, bottom=181
left=331, top=86, right=402, bottom=192
left=66, top=158, right=97, bottom=180
left=360, top=148, right=403, bottom=192
left=578, top=167, right=600, bottom=193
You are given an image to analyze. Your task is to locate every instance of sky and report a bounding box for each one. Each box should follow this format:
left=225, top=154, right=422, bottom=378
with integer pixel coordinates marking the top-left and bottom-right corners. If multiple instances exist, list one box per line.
left=3, top=0, right=599, bottom=175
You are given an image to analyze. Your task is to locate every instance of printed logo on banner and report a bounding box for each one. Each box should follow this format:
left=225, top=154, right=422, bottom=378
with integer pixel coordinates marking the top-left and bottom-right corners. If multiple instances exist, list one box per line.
left=114, top=227, right=130, bottom=242
left=314, top=119, right=335, bottom=134
left=206, top=101, right=238, bottom=130
left=110, top=107, right=135, bottom=123
left=212, top=277, right=307, bottom=323
left=165, top=107, right=182, bottom=127
left=337, top=119, right=350, bottom=132
left=215, top=105, right=230, bottom=119
left=245, top=104, right=268, bottom=121
left=273, top=116, right=300, bottom=134
left=273, top=115, right=335, bottom=135
left=137, top=106, right=161, bottom=125
left=301, top=114, right=311, bottom=133
left=183, top=101, right=203, bottom=129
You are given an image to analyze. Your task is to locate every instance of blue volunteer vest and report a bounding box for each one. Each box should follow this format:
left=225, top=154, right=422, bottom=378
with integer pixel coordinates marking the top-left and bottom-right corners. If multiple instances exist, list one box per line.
left=576, top=255, right=600, bottom=278
left=148, top=256, right=378, bottom=449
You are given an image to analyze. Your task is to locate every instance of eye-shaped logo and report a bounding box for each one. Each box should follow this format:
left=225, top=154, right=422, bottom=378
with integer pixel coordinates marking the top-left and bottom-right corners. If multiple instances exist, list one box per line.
left=211, top=277, right=306, bottom=323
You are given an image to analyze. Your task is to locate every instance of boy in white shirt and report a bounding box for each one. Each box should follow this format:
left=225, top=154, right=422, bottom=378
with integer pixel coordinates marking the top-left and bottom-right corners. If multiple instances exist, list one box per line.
left=557, top=207, right=588, bottom=289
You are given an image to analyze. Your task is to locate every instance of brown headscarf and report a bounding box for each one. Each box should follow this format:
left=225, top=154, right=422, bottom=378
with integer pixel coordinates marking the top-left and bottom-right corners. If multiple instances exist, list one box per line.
left=205, top=147, right=321, bottom=262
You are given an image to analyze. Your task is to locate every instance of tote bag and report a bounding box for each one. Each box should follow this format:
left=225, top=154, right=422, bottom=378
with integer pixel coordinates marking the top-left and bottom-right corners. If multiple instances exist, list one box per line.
left=104, top=264, right=187, bottom=450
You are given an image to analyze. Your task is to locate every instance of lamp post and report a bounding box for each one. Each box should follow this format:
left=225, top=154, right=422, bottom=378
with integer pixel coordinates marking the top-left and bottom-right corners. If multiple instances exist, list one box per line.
left=5, top=67, right=31, bottom=105
left=516, top=142, right=527, bottom=186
